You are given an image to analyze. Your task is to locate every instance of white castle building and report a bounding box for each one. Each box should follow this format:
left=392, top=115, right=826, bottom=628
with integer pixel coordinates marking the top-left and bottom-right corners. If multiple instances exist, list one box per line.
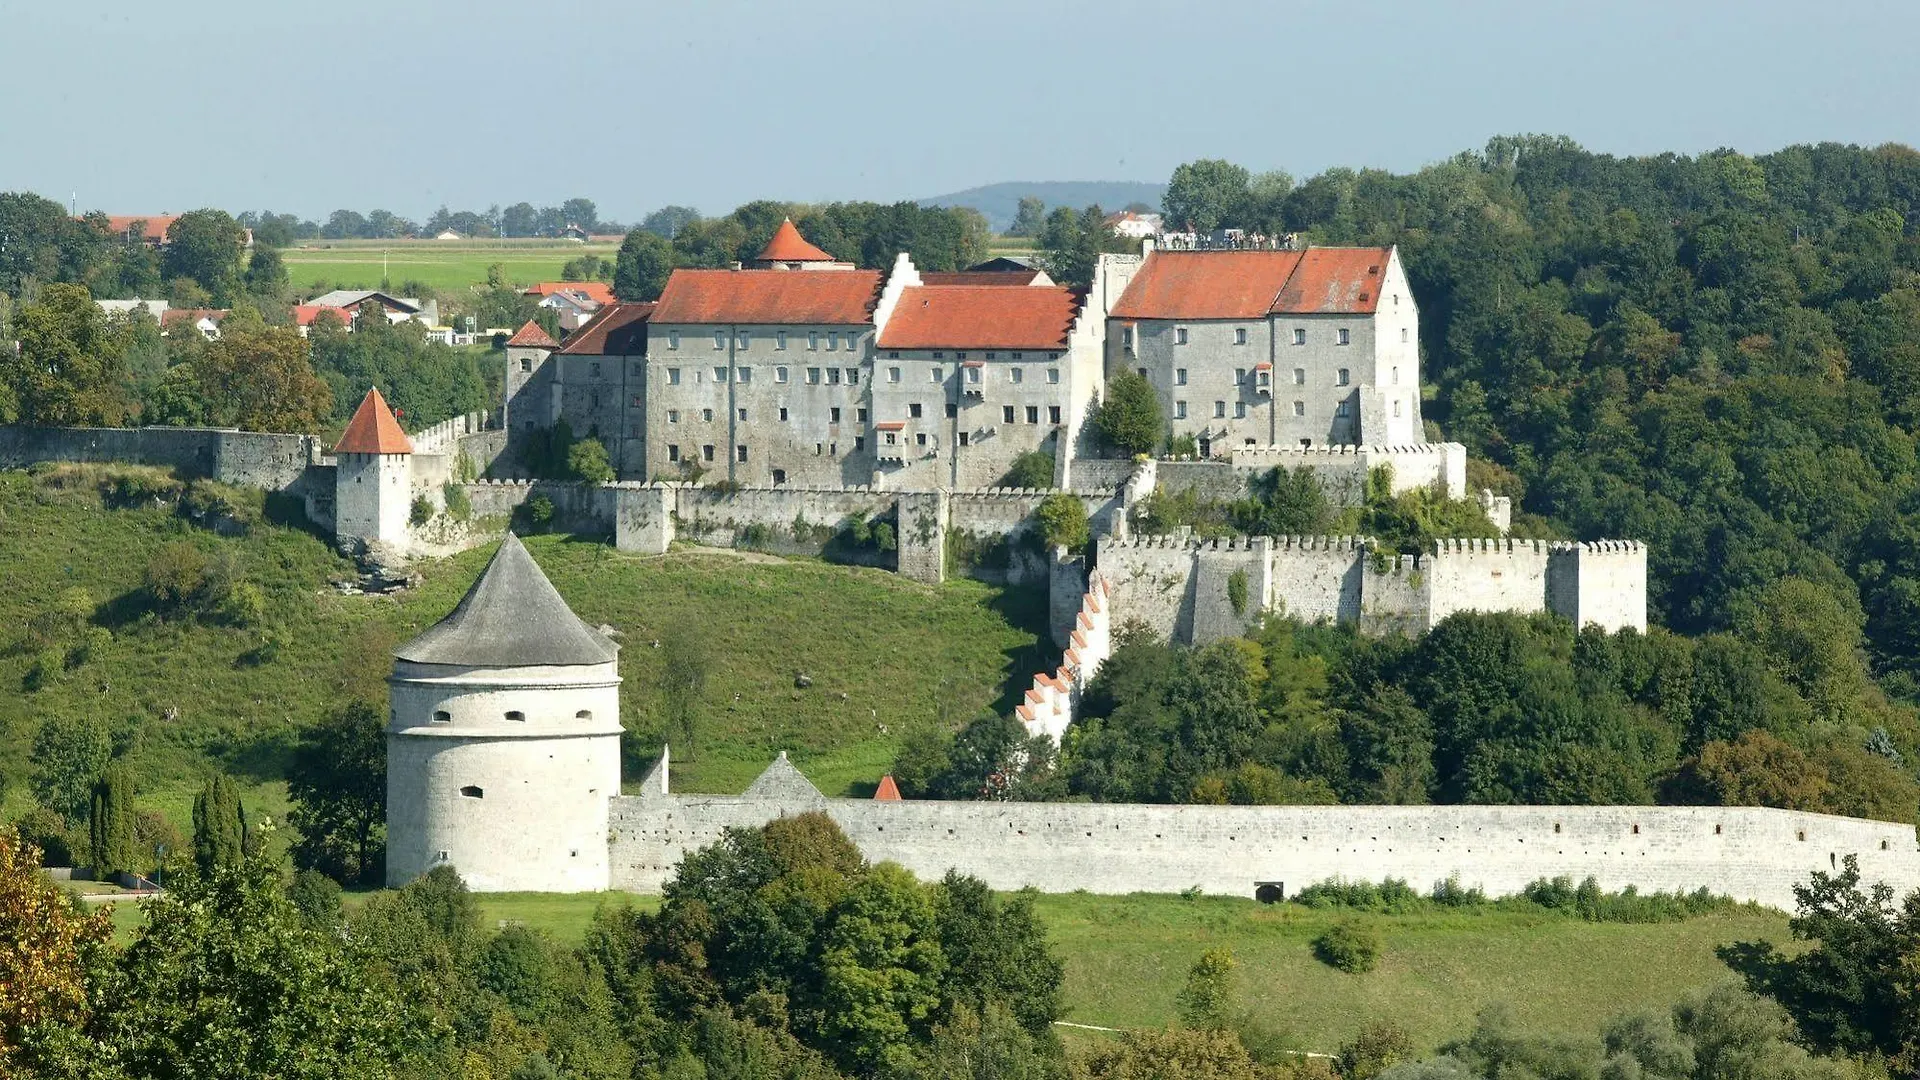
left=384, top=533, right=623, bottom=891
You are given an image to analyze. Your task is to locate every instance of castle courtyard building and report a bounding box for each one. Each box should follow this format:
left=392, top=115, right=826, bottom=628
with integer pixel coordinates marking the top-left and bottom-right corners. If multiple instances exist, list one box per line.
left=1109, top=246, right=1422, bottom=452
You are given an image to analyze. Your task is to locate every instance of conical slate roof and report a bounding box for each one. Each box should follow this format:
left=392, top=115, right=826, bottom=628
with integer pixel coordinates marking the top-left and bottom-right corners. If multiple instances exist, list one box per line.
left=395, top=534, right=617, bottom=667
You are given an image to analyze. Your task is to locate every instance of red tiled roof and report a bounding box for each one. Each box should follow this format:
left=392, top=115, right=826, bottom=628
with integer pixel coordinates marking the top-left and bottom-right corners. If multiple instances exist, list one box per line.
left=757, top=218, right=835, bottom=262
left=919, top=270, right=1045, bottom=287
left=525, top=281, right=616, bottom=305
left=293, top=304, right=350, bottom=328
left=103, top=214, right=179, bottom=241
left=1110, top=250, right=1305, bottom=320
left=650, top=269, right=882, bottom=325
left=557, top=301, right=654, bottom=355
left=1269, top=248, right=1390, bottom=315
left=873, top=775, right=902, bottom=801
left=333, top=387, right=414, bottom=455
left=878, top=286, right=1077, bottom=350
left=506, top=320, right=560, bottom=348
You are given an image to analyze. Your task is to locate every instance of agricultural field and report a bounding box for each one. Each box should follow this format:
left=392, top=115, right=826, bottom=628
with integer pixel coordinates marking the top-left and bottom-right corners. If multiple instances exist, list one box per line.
left=282, top=239, right=619, bottom=295
left=0, top=466, right=1051, bottom=838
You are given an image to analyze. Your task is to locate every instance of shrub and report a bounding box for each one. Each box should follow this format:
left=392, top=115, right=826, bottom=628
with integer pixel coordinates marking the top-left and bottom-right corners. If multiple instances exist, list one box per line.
left=218, top=581, right=267, bottom=628
left=143, top=541, right=208, bottom=613
left=409, top=495, right=434, bottom=526
left=567, top=436, right=616, bottom=483
left=1227, top=569, right=1249, bottom=615
left=24, top=647, right=67, bottom=692
left=287, top=868, right=344, bottom=925
left=442, top=483, right=471, bottom=521
left=1313, top=920, right=1382, bottom=973
left=1168, top=432, right=1199, bottom=457
left=12, top=807, right=75, bottom=866
left=1000, top=450, right=1056, bottom=489
left=1034, top=493, right=1090, bottom=552
left=528, top=495, right=554, bottom=530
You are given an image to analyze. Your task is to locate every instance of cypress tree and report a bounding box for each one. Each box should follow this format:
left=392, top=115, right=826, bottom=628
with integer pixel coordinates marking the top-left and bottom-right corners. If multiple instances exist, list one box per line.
left=192, top=775, right=248, bottom=872
left=89, top=766, right=138, bottom=878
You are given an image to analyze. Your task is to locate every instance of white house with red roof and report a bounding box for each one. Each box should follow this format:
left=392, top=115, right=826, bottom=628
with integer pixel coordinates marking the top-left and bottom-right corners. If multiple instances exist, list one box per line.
left=1108, top=245, right=1422, bottom=451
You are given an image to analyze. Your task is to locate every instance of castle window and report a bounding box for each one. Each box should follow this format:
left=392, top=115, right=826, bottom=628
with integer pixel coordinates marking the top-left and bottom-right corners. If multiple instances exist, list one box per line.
left=667, top=410, right=679, bottom=423
left=1235, top=368, right=1246, bottom=385
left=955, top=351, right=967, bottom=360
left=505, top=711, right=525, bottom=722
left=633, top=362, right=642, bottom=377
left=1235, top=327, right=1248, bottom=345
left=1293, top=328, right=1306, bottom=345
left=1011, top=367, right=1024, bottom=384
left=1234, top=401, right=1246, bottom=419
left=780, top=407, right=790, bottom=422
left=631, top=395, right=643, bottom=408
left=1715, top=823, right=1722, bottom=835
left=702, top=444, right=715, bottom=462
left=846, top=368, right=859, bottom=384
left=702, top=408, right=714, bottom=422
left=1401, top=328, right=1409, bottom=342
left=1632, top=824, right=1640, bottom=835
left=967, top=366, right=981, bottom=384
left=828, top=368, right=842, bottom=385
left=576, top=710, right=591, bottom=720
left=933, top=351, right=944, bottom=359
left=736, top=445, right=748, bottom=462
left=773, top=469, right=786, bottom=485
left=1393, top=400, right=1402, bottom=417
left=519, top=358, right=532, bottom=372
left=776, top=366, right=789, bottom=383
left=945, top=403, right=956, bottom=418
left=1293, top=400, right=1305, bottom=417
left=1392, top=365, right=1400, bottom=384
left=1336, top=401, right=1350, bottom=417
left=713, top=366, right=728, bottom=383
left=668, top=331, right=680, bottom=350
left=1338, top=368, right=1350, bottom=386
left=1294, top=367, right=1305, bottom=385
left=806, top=331, right=818, bottom=350
left=1175, top=327, right=1189, bottom=345
left=460, top=786, right=483, bottom=798
left=857, top=407, right=868, bottom=422
left=931, top=367, right=944, bottom=382
left=807, top=367, right=821, bottom=384
left=776, top=331, right=787, bottom=350
left=909, top=403, right=922, bottom=419
left=1213, top=401, right=1226, bottom=418
left=958, top=431, right=970, bottom=446
left=432, top=710, right=451, bottom=723
left=916, top=433, right=928, bottom=446
left=830, top=407, right=841, bottom=422
left=713, top=332, right=725, bottom=350
left=590, top=361, right=602, bottom=377
left=852, top=437, right=863, bottom=451
left=1175, top=368, right=1187, bottom=386
left=1049, top=405, right=1062, bottom=424
left=1175, top=400, right=1187, bottom=419
left=1338, top=328, right=1351, bottom=346
left=1048, top=367, right=1059, bottom=384
left=826, top=333, right=839, bottom=351
left=736, top=366, right=752, bottom=383
left=889, top=366, right=902, bottom=383
left=668, top=367, right=681, bottom=385
left=889, top=351, right=900, bottom=359
left=668, top=445, right=680, bottom=462
left=737, top=408, right=748, bottom=421
left=1026, top=406, right=1039, bottom=424
left=1004, top=405, right=1016, bottom=423
left=986, top=352, right=997, bottom=360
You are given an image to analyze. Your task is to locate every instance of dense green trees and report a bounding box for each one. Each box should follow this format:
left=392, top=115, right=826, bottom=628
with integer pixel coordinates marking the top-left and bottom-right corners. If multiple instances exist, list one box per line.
left=88, top=767, right=138, bottom=878
left=287, top=700, right=387, bottom=885
left=1, top=282, right=132, bottom=426
left=1093, top=370, right=1164, bottom=455
left=192, top=775, right=248, bottom=873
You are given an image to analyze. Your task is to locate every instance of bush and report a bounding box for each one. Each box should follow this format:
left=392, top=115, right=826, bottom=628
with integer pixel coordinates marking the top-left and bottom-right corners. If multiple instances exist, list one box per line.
left=409, top=495, right=433, bottom=526
left=442, top=483, right=471, bottom=521
left=1001, top=450, right=1056, bottom=489
left=1034, top=493, right=1090, bottom=552
left=12, top=807, right=75, bottom=866
left=287, top=868, right=344, bottom=925
left=1094, top=370, right=1163, bottom=455
left=24, top=647, right=67, bottom=691
left=1313, top=920, right=1382, bottom=973
left=218, top=581, right=267, bottom=628
left=567, top=436, right=616, bottom=483
left=143, top=541, right=208, bottom=613
left=528, top=495, right=554, bottom=529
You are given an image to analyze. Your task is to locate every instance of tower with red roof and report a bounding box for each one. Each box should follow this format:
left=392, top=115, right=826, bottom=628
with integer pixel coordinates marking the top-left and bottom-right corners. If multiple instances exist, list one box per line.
left=503, top=320, right=561, bottom=434
left=332, top=386, right=415, bottom=551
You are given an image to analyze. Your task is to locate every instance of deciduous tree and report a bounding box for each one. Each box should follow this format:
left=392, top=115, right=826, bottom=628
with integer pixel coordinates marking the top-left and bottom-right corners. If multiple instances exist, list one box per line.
left=288, top=699, right=387, bottom=884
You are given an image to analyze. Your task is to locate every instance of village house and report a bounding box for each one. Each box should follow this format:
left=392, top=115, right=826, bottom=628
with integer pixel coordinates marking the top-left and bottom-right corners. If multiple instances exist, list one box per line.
left=524, top=281, right=615, bottom=331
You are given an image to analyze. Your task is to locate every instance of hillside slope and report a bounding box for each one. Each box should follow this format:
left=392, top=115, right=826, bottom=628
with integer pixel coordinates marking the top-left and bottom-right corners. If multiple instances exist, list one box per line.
left=0, top=467, right=1049, bottom=832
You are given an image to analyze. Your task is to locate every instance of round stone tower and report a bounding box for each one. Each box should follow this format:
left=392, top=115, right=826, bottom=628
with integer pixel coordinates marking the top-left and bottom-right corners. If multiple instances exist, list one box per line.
left=385, top=533, right=622, bottom=892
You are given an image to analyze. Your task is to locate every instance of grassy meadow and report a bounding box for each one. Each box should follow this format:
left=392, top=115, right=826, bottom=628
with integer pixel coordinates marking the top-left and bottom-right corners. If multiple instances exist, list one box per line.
left=283, top=239, right=619, bottom=295
left=0, top=466, right=1050, bottom=838
left=89, top=885, right=1791, bottom=1053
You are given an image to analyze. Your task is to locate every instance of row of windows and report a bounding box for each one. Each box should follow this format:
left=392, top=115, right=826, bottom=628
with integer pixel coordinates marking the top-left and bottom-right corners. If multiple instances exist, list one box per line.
left=667, top=406, right=873, bottom=425
left=1147, top=326, right=1373, bottom=347
left=1173, top=399, right=1408, bottom=420
left=1152, top=365, right=1401, bottom=387
left=885, top=350, right=1063, bottom=361
left=429, top=709, right=593, bottom=723
left=664, top=329, right=864, bottom=352
left=664, top=365, right=862, bottom=386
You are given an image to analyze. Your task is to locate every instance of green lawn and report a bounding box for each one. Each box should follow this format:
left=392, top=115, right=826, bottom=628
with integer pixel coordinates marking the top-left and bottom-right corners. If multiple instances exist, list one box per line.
left=0, top=468, right=1049, bottom=835
left=283, top=240, right=619, bottom=295
left=91, top=883, right=1782, bottom=1053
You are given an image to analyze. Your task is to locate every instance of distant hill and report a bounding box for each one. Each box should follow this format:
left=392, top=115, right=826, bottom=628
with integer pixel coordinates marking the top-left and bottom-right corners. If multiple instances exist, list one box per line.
left=919, top=181, right=1167, bottom=232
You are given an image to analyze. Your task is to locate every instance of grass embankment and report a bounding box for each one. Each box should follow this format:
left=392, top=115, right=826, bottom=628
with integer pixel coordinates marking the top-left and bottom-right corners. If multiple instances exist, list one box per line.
left=283, top=240, right=619, bottom=294
left=0, top=467, right=1048, bottom=832
left=93, top=885, right=1786, bottom=1052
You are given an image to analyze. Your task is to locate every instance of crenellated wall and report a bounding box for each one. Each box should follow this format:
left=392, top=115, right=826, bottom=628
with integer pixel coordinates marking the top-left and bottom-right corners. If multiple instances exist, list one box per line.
left=608, top=753, right=1920, bottom=910
left=1147, top=442, right=1469, bottom=506
left=0, top=424, right=322, bottom=491
left=1098, top=534, right=1647, bottom=643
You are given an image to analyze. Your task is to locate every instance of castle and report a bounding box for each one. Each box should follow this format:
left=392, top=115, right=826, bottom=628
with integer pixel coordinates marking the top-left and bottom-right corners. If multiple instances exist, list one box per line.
left=382, top=533, right=1920, bottom=910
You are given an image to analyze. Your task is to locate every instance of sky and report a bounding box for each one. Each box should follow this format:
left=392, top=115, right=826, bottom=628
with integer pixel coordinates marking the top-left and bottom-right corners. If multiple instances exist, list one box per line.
left=4, top=0, right=1917, bottom=223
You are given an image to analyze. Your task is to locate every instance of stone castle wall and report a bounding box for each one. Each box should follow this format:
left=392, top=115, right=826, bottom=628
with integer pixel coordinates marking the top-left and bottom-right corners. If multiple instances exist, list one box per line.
left=0, top=424, right=321, bottom=491
left=607, top=758, right=1920, bottom=910
left=1099, top=535, right=1648, bottom=643
left=1148, top=443, right=1469, bottom=507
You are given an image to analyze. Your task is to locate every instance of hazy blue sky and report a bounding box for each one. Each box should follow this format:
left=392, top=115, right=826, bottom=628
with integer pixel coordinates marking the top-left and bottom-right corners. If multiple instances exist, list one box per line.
left=4, top=0, right=1916, bottom=222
